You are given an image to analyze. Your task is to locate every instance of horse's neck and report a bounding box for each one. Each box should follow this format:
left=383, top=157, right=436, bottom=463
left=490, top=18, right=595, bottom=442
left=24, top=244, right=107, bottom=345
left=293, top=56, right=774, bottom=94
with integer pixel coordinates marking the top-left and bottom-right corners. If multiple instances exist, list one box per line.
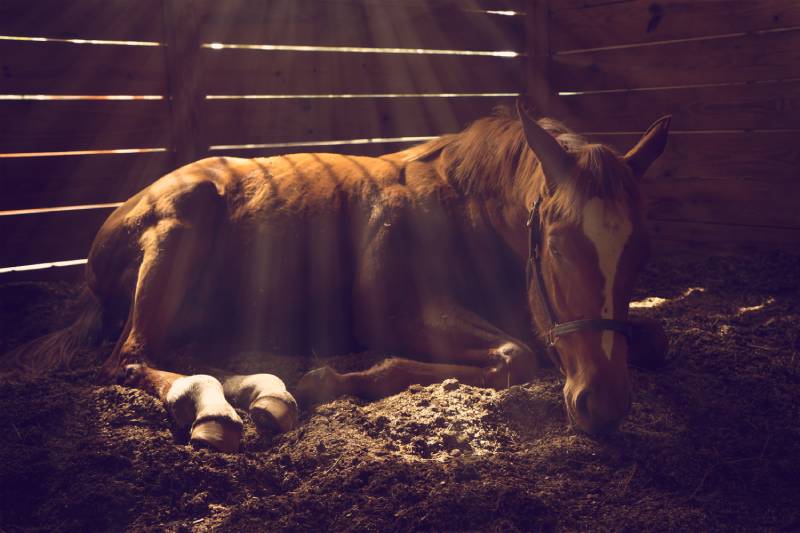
left=486, top=163, right=541, bottom=263
left=460, top=179, right=534, bottom=266
left=420, top=143, right=537, bottom=263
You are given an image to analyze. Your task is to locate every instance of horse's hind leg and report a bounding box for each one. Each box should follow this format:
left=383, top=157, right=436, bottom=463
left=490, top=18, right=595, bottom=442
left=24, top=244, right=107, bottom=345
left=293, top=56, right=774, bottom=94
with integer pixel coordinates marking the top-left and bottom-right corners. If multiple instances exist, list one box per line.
left=121, top=363, right=243, bottom=452
left=100, top=180, right=222, bottom=378
left=222, top=374, right=299, bottom=436
left=99, top=183, right=242, bottom=450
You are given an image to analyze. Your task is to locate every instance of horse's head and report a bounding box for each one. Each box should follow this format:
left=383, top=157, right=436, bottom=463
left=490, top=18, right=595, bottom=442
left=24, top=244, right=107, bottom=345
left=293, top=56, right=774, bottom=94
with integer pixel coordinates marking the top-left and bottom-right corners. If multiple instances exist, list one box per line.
left=518, top=102, right=670, bottom=434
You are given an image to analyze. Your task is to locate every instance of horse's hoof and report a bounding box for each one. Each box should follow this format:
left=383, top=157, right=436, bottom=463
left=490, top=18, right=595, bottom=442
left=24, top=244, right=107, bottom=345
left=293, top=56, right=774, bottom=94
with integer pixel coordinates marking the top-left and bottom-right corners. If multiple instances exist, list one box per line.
left=117, top=363, right=148, bottom=387
left=294, top=366, right=343, bottom=408
left=250, top=395, right=299, bottom=436
left=190, top=418, right=242, bottom=453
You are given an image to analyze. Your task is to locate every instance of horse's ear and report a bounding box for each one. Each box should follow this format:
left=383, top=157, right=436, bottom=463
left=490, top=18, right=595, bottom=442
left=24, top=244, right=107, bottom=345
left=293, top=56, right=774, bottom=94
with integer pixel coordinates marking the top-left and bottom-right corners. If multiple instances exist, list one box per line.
left=624, top=116, right=671, bottom=179
left=516, top=98, right=572, bottom=192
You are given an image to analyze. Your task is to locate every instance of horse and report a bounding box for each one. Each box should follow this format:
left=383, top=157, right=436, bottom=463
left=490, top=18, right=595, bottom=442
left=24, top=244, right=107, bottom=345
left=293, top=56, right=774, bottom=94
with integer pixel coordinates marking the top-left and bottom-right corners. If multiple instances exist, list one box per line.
left=6, top=101, right=671, bottom=452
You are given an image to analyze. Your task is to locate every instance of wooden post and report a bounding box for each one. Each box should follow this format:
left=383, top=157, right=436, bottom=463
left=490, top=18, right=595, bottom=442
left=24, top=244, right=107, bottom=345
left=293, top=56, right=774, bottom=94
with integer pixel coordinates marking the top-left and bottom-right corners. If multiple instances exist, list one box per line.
left=162, top=0, right=204, bottom=168
left=526, top=0, right=554, bottom=116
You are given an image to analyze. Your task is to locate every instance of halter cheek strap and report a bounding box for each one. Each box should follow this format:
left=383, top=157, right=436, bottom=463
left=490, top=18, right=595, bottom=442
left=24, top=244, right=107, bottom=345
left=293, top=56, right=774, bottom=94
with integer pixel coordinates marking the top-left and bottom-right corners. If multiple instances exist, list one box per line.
left=526, top=197, right=633, bottom=371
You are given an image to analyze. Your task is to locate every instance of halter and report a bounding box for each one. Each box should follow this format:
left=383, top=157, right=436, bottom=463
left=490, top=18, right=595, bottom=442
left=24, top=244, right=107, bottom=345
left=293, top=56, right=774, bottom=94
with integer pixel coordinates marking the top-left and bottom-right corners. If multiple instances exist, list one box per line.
left=526, top=197, right=633, bottom=371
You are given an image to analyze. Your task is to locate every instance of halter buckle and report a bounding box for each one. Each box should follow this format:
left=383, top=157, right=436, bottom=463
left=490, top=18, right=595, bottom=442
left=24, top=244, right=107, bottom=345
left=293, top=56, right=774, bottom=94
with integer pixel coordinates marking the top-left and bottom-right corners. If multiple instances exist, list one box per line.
left=545, top=328, right=557, bottom=347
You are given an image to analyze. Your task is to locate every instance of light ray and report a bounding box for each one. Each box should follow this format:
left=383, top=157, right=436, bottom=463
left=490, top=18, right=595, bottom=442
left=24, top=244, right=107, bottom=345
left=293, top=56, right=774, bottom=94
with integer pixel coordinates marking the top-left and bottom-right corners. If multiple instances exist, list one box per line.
left=209, top=136, right=437, bottom=151
left=204, top=42, right=520, bottom=57
left=0, top=259, right=87, bottom=274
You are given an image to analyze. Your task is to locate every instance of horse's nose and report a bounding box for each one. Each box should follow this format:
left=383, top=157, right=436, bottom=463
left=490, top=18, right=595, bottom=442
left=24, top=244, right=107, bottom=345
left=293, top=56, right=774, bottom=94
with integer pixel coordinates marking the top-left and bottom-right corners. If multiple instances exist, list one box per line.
left=574, top=388, right=592, bottom=422
left=570, top=386, right=631, bottom=434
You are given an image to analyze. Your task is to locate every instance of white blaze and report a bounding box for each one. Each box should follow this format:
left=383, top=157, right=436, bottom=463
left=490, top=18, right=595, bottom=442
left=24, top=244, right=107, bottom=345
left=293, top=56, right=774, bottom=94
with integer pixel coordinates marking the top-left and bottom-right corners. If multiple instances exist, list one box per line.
left=581, top=198, right=632, bottom=360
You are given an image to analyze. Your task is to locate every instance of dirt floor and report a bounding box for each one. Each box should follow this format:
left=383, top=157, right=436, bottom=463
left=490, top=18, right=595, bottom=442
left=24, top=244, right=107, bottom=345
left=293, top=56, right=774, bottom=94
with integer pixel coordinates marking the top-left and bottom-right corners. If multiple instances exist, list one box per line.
left=1, top=252, right=799, bottom=532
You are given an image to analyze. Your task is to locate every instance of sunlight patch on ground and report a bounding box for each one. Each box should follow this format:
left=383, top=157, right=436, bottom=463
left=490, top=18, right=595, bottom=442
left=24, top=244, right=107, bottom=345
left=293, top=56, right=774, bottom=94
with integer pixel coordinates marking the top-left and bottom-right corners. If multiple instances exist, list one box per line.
left=630, top=287, right=706, bottom=309
left=737, top=297, right=775, bottom=315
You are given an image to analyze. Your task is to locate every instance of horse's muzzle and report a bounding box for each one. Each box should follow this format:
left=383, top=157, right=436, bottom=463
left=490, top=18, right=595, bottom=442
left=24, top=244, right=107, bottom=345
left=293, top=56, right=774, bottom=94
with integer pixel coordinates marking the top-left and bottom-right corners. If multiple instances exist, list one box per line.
left=566, top=385, right=632, bottom=434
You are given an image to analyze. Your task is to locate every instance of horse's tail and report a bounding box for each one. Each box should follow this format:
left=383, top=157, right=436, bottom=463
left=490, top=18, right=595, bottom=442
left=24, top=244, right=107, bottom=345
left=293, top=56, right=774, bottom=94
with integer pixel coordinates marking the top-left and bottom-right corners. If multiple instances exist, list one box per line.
left=2, top=286, right=105, bottom=379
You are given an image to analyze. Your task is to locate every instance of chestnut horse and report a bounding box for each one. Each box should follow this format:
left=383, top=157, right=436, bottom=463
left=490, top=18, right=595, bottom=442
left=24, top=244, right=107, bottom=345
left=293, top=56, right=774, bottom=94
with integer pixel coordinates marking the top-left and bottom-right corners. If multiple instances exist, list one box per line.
left=8, top=102, right=670, bottom=451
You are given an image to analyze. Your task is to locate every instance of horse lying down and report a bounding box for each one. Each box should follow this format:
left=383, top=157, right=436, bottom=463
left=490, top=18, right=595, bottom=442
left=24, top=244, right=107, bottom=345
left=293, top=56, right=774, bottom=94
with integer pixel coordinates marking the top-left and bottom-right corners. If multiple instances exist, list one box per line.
left=7, top=102, right=670, bottom=452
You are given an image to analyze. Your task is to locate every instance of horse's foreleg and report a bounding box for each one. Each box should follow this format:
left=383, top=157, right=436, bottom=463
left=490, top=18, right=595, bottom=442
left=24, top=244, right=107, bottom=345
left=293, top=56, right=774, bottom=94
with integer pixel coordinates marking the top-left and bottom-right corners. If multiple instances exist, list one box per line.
left=295, top=358, right=487, bottom=406
left=379, top=306, right=543, bottom=388
left=221, top=374, right=299, bottom=436
left=297, top=306, right=543, bottom=405
left=120, top=363, right=243, bottom=452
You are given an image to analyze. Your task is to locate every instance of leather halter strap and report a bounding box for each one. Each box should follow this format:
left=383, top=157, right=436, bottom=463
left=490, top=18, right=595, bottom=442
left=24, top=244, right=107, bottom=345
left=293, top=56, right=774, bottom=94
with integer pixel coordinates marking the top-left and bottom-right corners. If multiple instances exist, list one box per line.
left=526, top=197, right=633, bottom=370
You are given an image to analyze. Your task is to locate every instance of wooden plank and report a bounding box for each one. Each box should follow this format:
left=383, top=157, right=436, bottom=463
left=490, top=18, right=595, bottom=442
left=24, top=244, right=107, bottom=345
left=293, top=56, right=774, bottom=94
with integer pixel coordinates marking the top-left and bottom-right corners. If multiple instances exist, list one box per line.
left=526, top=0, right=555, bottom=113
left=0, top=0, right=164, bottom=41
left=649, top=221, right=800, bottom=256
left=0, top=100, right=170, bottom=153
left=203, top=96, right=514, bottom=146
left=0, top=262, right=85, bottom=283
left=643, top=180, right=800, bottom=228
left=163, top=0, right=205, bottom=167
left=0, top=209, right=113, bottom=267
left=552, top=30, right=800, bottom=92
left=209, top=140, right=429, bottom=160
left=314, top=0, right=524, bottom=9
left=551, top=0, right=800, bottom=52
left=589, top=132, right=799, bottom=182
left=550, top=0, right=631, bottom=9
left=0, top=152, right=173, bottom=211
left=197, top=0, right=524, bottom=51
left=0, top=41, right=166, bottom=94
left=202, top=49, right=523, bottom=95
left=553, top=80, right=800, bottom=132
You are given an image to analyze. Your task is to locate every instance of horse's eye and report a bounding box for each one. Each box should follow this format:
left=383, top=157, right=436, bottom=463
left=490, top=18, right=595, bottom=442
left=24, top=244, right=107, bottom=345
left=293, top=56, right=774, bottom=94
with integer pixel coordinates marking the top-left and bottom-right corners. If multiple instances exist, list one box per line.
left=550, top=245, right=561, bottom=257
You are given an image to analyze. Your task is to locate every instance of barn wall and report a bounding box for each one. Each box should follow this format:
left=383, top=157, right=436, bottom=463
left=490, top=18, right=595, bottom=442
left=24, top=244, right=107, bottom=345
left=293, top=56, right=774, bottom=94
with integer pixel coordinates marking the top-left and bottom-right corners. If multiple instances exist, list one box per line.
left=0, top=0, right=524, bottom=281
left=535, top=0, right=800, bottom=255
left=2, top=1, right=798, bottom=283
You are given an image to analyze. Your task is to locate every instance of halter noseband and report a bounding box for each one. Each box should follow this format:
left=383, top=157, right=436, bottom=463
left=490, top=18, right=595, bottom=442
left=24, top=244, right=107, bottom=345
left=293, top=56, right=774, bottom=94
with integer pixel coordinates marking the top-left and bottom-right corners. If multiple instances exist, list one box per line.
left=526, top=197, right=633, bottom=370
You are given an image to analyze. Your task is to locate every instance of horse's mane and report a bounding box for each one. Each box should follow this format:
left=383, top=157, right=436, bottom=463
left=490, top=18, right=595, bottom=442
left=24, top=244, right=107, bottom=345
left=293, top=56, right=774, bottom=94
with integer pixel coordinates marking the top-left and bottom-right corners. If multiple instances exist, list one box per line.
left=410, top=107, right=640, bottom=222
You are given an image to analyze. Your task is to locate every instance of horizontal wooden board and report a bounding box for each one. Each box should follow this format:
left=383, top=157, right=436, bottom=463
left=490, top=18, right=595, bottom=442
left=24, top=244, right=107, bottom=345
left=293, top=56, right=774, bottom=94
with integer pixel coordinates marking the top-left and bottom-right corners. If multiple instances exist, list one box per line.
left=0, top=40, right=166, bottom=94
left=643, top=180, right=800, bottom=228
left=649, top=220, right=800, bottom=256
left=552, top=80, right=800, bottom=132
left=589, top=131, right=799, bottom=182
left=0, top=208, right=113, bottom=268
left=202, top=49, right=523, bottom=95
left=0, top=152, right=174, bottom=211
left=198, top=0, right=523, bottom=51
left=0, top=262, right=85, bottom=283
left=550, top=0, right=634, bottom=9
left=0, top=0, right=164, bottom=41
left=203, top=96, right=514, bottom=145
left=0, top=100, right=171, bottom=153
left=551, top=0, right=800, bottom=52
left=209, top=140, right=428, bottom=159
left=309, top=0, right=524, bottom=8
left=552, top=29, right=800, bottom=92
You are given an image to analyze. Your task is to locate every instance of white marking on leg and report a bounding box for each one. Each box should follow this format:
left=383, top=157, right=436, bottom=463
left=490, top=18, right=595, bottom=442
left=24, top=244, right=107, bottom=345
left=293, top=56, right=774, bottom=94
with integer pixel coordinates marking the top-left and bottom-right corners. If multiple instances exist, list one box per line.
left=223, top=373, right=297, bottom=410
left=166, top=374, right=242, bottom=429
left=581, top=198, right=632, bottom=360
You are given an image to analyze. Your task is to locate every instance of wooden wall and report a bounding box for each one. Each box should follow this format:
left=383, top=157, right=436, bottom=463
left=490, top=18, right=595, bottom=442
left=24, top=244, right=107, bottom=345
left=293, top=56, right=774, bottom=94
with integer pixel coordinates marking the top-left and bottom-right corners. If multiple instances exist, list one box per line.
left=2, top=0, right=798, bottom=283
left=537, top=0, right=800, bottom=255
left=0, top=0, right=524, bottom=281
